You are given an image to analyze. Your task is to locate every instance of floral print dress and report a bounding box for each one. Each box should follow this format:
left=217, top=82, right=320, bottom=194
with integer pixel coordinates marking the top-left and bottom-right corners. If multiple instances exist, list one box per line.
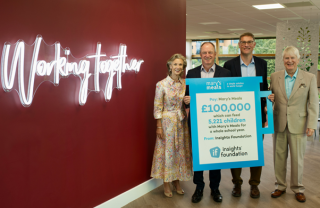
left=151, top=76, right=193, bottom=182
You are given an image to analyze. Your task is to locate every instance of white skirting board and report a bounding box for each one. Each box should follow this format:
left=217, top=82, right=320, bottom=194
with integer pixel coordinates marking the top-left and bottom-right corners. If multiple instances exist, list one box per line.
left=94, top=178, right=163, bottom=208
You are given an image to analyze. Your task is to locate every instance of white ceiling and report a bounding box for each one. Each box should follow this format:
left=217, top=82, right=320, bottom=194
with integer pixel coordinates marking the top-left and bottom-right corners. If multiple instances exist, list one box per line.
left=186, top=0, right=320, bottom=39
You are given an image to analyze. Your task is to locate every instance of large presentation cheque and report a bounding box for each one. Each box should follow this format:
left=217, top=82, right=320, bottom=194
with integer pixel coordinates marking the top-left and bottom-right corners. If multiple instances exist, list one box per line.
left=186, top=77, right=274, bottom=171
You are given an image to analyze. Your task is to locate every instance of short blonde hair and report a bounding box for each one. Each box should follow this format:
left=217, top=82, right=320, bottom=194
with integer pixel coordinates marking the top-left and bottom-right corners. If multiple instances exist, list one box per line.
left=282, top=46, right=300, bottom=59
left=167, top=54, right=187, bottom=77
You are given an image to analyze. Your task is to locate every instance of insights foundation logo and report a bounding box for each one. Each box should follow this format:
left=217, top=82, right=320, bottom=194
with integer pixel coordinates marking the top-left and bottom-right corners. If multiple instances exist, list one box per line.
left=210, top=147, right=220, bottom=158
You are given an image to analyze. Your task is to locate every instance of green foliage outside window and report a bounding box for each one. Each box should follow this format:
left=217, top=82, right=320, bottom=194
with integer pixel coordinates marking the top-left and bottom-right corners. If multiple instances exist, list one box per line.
left=218, top=59, right=227, bottom=67
left=254, top=39, right=276, bottom=54
left=264, top=59, right=275, bottom=86
left=227, top=45, right=239, bottom=54
left=191, top=59, right=202, bottom=68
left=254, top=39, right=276, bottom=82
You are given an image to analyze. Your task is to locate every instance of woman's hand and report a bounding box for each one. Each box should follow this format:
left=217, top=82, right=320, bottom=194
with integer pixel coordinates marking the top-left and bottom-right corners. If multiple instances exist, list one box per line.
left=184, top=96, right=190, bottom=105
left=156, top=128, right=163, bottom=139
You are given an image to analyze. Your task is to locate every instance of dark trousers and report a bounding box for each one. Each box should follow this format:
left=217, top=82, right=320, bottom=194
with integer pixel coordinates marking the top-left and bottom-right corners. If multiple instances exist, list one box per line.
left=231, top=123, right=265, bottom=186
left=193, top=169, right=221, bottom=190
left=231, top=166, right=262, bottom=186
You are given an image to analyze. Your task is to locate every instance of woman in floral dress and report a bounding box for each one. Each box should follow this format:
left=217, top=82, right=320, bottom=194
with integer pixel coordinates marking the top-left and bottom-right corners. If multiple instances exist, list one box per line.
left=151, top=54, right=193, bottom=197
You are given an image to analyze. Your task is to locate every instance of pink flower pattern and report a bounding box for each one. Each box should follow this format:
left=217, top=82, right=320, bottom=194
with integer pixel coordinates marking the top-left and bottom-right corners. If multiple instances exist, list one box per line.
left=151, top=76, right=193, bottom=182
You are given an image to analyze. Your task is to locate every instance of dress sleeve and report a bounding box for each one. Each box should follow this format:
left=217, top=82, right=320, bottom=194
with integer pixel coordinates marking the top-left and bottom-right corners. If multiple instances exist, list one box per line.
left=154, top=82, right=164, bottom=119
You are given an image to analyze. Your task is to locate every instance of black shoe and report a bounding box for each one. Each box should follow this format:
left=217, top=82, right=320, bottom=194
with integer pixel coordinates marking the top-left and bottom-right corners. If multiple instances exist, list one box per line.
left=192, top=189, right=203, bottom=203
left=211, top=189, right=223, bottom=202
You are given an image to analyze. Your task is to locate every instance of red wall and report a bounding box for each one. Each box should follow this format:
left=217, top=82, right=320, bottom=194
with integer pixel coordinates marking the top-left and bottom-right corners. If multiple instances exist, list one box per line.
left=0, top=0, right=186, bottom=207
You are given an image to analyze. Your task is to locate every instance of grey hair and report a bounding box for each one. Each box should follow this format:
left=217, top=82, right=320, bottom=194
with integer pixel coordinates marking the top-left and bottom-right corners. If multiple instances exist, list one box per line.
left=200, top=42, right=216, bottom=53
left=282, top=46, right=300, bottom=59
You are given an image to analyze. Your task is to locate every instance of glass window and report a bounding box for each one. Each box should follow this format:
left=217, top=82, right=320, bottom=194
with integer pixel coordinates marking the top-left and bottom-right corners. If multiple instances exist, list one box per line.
left=263, top=58, right=275, bottom=77
left=262, top=58, right=275, bottom=86
left=218, top=58, right=230, bottom=67
left=218, top=59, right=227, bottom=67
left=218, top=57, right=234, bottom=68
left=253, top=39, right=276, bottom=54
left=191, top=38, right=276, bottom=87
left=192, top=40, right=216, bottom=55
left=219, top=39, right=239, bottom=54
left=191, top=59, right=202, bottom=68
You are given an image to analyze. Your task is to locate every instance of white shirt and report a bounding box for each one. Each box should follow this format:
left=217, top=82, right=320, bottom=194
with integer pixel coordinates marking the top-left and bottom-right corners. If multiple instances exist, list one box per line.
left=201, top=64, right=215, bottom=78
left=240, top=56, right=256, bottom=77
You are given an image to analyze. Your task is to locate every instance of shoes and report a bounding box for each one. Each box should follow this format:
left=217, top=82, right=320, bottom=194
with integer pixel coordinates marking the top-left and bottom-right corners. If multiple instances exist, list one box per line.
left=163, top=183, right=172, bottom=198
left=164, top=191, right=172, bottom=198
left=191, top=189, right=203, bottom=203
left=232, top=184, right=241, bottom=197
left=250, top=185, right=260, bottom=198
left=295, top=193, right=306, bottom=202
left=211, top=189, right=223, bottom=202
left=271, top=189, right=286, bottom=198
left=172, top=181, right=184, bottom=195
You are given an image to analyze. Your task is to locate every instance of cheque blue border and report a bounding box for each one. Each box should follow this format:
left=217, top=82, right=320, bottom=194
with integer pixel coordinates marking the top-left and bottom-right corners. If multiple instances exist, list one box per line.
left=186, top=77, right=274, bottom=171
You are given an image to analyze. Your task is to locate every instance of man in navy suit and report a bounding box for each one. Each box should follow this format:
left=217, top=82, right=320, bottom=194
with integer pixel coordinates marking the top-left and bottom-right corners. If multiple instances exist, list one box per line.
left=184, top=42, right=231, bottom=203
left=223, top=32, right=268, bottom=199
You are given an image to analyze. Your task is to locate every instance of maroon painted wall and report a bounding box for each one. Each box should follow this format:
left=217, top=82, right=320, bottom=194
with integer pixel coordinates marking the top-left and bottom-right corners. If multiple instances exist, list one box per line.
left=0, top=0, right=186, bottom=207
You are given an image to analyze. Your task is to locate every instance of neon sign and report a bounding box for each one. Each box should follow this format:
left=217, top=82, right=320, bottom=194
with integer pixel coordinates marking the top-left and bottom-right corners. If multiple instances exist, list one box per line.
left=1, top=35, right=144, bottom=107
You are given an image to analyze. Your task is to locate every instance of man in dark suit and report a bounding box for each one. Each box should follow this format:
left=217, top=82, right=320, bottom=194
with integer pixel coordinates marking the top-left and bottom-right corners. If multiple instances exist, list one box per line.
left=223, top=32, right=268, bottom=199
left=184, top=42, right=231, bottom=203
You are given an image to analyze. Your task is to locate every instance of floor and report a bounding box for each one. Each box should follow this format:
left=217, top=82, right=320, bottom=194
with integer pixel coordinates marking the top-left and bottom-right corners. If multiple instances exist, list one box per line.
left=124, top=128, right=320, bottom=208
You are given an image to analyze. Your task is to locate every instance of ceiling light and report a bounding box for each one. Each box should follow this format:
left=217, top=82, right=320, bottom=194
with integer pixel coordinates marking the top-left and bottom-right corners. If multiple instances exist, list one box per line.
left=279, top=17, right=303, bottom=20
left=282, top=2, right=313, bottom=8
left=199, top=22, right=220, bottom=25
left=197, top=36, right=210, bottom=38
left=228, top=28, right=245, bottom=31
left=253, top=3, right=284, bottom=10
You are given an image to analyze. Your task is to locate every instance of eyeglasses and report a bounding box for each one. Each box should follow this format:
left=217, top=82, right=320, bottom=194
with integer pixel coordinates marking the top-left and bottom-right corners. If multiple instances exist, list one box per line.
left=240, top=41, right=254, bottom=45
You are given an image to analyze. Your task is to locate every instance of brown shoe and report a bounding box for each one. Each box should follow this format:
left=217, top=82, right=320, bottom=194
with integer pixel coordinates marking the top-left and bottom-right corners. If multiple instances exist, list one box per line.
left=271, top=189, right=286, bottom=198
left=232, top=184, right=241, bottom=197
left=250, top=185, right=260, bottom=198
left=295, top=193, right=306, bottom=202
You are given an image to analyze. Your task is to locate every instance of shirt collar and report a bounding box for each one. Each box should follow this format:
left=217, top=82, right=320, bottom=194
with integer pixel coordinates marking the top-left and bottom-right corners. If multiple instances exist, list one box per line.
left=240, top=56, right=255, bottom=66
left=201, top=64, right=215, bottom=73
left=166, top=75, right=182, bottom=85
left=285, top=68, right=299, bottom=79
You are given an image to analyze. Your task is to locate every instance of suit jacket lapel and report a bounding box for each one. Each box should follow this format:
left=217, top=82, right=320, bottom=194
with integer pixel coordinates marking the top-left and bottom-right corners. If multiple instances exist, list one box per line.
left=197, top=66, right=201, bottom=78
left=289, top=69, right=303, bottom=100
left=214, top=64, right=220, bottom=77
left=234, top=56, right=242, bottom=76
left=253, top=56, right=262, bottom=77
left=278, top=71, right=287, bottom=101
